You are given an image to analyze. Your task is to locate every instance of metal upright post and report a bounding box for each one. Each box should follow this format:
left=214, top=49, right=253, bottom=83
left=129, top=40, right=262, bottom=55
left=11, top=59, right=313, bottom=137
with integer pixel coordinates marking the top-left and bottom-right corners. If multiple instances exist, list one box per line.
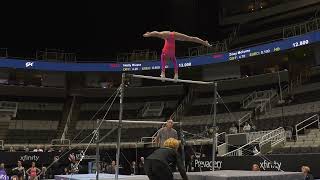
left=212, top=82, right=217, bottom=172
left=180, top=122, right=186, bottom=166
left=115, top=73, right=125, bottom=180
left=96, top=120, right=100, bottom=180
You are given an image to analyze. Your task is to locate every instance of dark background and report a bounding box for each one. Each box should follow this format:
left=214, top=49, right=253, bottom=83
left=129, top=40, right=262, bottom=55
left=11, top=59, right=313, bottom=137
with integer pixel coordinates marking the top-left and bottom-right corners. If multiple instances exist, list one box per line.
left=0, top=0, right=221, bottom=59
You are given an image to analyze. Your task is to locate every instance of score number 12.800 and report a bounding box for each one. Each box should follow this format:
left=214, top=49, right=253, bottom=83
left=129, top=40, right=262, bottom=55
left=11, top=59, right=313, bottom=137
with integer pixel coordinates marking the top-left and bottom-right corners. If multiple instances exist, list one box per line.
left=292, top=40, right=309, bottom=48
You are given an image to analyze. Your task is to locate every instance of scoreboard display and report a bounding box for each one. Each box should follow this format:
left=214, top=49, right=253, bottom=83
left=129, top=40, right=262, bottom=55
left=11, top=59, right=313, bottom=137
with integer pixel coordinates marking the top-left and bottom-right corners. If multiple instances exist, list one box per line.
left=0, top=31, right=319, bottom=72
left=225, top=35, right=313, bottom=61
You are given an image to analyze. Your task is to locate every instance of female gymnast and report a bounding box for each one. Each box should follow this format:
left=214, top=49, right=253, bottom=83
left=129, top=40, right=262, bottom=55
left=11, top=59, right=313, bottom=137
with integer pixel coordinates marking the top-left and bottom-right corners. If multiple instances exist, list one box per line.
left=144, top=138, right=188, bottom=180
left=26, top=162, right=41, bottom=180
left=143, top=31, right=211, bottom=79
left=12, top=161, right=25, bottom=180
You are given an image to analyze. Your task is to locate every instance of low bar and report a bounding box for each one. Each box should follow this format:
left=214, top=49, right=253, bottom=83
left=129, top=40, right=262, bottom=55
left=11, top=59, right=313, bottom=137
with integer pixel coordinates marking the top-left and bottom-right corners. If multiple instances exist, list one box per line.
left=102, top=119, right=180, bottom=124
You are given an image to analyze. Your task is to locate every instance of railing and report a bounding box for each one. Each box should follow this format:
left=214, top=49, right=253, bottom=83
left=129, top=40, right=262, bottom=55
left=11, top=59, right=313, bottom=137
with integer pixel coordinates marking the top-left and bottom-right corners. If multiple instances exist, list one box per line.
left=188, top=41, right=228, bottom=57
left=36, top=49, right=77, bottom=62
left=242, top=92, right=256, bottom=109
left=140, top=137, right=156, bottom=144
left=0, top=101, right=18, bottom=117
left=142, top=102, right=165, bottom=117
left=259, top=127, right=286, bottom=149
left=188, top=23, right=239, bottom=57
left=295, top=114, right=320, bottom=140
left=170, top=88, right=194, bottom=121
left=254, top=91, right=276, bottom=113
left=61, top=96, right=76, bottom=140
left=247, top=130, right=272, bottom=142
left=216, top=132, right=226, bottom=148
left=238, top=112, right=252, bottom=131
left=117, top=50, right=158, bottom=62
left=242, top=89, right=276, bottom=110
left=51, top=139, right=71, bottom=146
left=283, top=17, right=320, bottom=38
left=222, top=139, right=256, bottom=156
left=222, top=127, right=285, bottom=156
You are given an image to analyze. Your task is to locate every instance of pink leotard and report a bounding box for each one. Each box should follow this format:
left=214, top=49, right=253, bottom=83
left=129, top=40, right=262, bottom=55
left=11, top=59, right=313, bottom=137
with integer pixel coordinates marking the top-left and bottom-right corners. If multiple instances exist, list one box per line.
left=30, top=167, right=37, bottom=177
left=161, top=32, right=178, bottom=74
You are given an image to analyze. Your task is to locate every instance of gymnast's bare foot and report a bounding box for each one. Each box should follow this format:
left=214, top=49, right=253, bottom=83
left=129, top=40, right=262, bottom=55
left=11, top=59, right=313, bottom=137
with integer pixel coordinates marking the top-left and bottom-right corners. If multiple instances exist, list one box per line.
left=174, top=73, right=178, bottom=82
left=160, top=72, right=166, bottom=82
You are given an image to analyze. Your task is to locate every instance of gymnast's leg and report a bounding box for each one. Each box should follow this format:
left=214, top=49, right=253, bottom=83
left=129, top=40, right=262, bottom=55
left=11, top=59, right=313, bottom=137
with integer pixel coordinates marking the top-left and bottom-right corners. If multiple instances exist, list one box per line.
left=160, top=53, right=167, bottom=78
left=171, top=56, right=178, bottom=80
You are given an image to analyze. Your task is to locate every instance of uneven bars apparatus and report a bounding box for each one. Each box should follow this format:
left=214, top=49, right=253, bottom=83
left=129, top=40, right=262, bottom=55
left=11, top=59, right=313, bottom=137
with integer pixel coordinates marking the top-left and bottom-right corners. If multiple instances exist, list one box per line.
left=97, top=73, right=218, bottom=180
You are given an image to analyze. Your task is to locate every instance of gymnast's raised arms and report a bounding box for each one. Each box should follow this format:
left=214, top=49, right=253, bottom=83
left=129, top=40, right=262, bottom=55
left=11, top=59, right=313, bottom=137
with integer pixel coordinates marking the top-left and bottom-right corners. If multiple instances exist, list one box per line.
left=143, top=31, right=212, bottom=47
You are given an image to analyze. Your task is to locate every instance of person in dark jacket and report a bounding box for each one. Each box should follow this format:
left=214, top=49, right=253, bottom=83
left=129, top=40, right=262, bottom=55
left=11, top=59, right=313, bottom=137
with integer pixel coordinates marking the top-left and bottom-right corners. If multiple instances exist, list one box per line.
left=144, top=138, right=188, bottom=180
left=138, top=157, right=145, bottom=175
left=301, top=166, right=314, bottom=180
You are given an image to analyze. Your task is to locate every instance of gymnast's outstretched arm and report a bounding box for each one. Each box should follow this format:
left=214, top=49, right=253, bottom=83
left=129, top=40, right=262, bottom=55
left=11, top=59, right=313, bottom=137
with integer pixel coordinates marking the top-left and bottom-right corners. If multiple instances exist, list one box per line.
left=174, top=32, right=211, bottom=47
left=143, top=31, right=170, bottom=39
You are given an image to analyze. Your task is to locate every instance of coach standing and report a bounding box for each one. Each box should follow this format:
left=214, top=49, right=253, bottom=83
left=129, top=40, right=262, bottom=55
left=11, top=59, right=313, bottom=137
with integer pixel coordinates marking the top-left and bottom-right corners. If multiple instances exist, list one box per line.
left=155, top=119, right=178, bottom=147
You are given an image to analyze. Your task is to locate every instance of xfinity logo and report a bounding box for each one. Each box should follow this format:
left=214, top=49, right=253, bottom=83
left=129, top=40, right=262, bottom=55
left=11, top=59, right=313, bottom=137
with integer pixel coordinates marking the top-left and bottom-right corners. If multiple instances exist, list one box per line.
left=25, top=62, right=34, bottom=68
left=20, top=155, right=39, bottom=162
left=260, top=160, right=282, bottom=171
left=194, top=159, right=222, bottom=169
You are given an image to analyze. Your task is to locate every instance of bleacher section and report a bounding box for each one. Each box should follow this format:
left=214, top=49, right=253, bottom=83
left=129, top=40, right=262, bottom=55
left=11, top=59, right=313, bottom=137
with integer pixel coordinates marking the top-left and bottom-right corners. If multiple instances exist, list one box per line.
left=0, top=66, right=319, bottom=155
left=4, top=102, right=63, bottom=144
left=273, top=129, right=320, bottom=154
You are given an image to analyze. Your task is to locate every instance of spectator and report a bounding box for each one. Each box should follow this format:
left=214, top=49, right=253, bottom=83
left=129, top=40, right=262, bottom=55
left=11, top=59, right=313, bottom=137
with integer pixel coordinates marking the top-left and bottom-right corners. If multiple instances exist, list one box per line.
left=138, top=157, right=145, bottom=175
left=252, top=164, right=260, bottom=171
left=301, top=166, right=314, bottom=180
left=24, top=146, right=29, bottom=152
left=40, top=166, right=47, bottom=179
left=155, top=119, right=178, bottom=147
left=26, top=162, right=41, bottom=180
left=12, top=161, right=25, bottom=180
left=47, top=146, right=55, bottom=153
left=68, top=153, right=75, bottom=162
left=63, top=168, right=69, bottom=175
left=229, top=123, right=238, bottom=134
left=101, top=162, right=107, bottom=173
left=0, top=163, right=8, bottom=180
left=243, top=122, right=251, bottom=133
left=188, top=155, right=195, bottom=172
left=251, top=123, right=256, bottom=132
left=106, top=161, right=116, bottom=174
left=33, top=145, right=43, bottom=152
left=58, top=147, right=65, bottom=153
left=130, top=161, right=138, bottom=175
left=9, top=146, right=16, bottom=152
left=70, top=160, right=80, bottom=174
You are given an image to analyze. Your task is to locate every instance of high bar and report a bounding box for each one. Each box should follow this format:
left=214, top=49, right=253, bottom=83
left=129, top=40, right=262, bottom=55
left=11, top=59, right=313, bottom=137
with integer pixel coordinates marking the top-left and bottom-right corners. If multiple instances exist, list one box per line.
left=102, top=119, right=180, bottom=124
left=128, top=74, right=214, bottom=85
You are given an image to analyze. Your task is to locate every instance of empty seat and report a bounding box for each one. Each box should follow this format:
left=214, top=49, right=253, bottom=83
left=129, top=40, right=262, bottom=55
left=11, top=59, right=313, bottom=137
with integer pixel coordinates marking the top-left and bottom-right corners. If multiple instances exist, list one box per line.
left=313, top=140, right=320, bottom=145
left=294, top=141, right=304, bottom=147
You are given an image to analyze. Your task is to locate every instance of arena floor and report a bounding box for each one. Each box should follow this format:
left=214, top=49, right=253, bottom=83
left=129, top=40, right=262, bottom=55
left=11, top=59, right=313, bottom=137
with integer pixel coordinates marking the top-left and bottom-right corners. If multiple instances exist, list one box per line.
left=54, top=170, right=304, bottom=180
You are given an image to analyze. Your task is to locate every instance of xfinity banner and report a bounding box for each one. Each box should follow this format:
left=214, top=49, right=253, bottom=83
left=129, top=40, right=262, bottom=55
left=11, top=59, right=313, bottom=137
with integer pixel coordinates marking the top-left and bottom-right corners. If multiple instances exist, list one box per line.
left=192, top=154, right=320, bottom=178
left=0, top=152, right=53, bottom=165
